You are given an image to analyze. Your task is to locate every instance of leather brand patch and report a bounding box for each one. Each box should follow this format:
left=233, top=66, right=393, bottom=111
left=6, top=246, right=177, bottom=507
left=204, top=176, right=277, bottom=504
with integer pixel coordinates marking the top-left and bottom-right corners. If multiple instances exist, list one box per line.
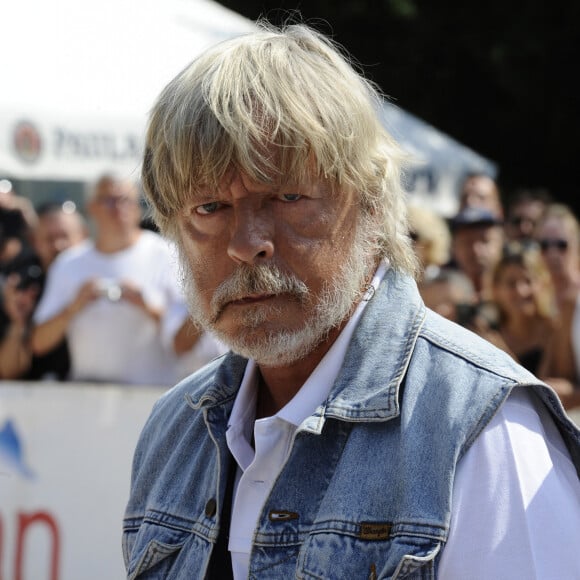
left=359, top=522, right=392, bottom=541
left=268, top=510, right=299, bottom=522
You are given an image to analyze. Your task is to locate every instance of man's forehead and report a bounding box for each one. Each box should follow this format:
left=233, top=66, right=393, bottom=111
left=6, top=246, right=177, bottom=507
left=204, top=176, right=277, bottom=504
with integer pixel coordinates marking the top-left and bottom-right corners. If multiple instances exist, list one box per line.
left=193, top=170, right=333, bottom=198
left=511, top=202, right=543, bottom=216
left=463, top=176, right=495, bottom=192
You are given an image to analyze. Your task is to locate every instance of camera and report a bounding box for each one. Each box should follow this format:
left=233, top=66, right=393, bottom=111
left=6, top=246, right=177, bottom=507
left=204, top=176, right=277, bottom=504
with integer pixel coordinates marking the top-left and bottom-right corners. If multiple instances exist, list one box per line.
left=96, top=279, right=122, bottom=302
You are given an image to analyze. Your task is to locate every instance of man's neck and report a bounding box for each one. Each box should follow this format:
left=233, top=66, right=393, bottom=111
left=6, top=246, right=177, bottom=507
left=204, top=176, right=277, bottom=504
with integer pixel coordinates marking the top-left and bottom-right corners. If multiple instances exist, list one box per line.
left=255, top=322, right=346, bottom=418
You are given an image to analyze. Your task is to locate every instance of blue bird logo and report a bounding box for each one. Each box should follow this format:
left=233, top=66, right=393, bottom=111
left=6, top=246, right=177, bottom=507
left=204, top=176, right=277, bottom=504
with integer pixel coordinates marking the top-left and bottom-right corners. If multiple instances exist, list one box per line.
left=0, top=419, right=35, bottom=480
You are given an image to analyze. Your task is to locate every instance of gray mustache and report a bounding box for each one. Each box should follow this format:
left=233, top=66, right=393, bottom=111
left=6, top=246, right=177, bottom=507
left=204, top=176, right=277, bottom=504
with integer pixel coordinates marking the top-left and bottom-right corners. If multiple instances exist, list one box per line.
left=210, top=264, right=309, bottom=318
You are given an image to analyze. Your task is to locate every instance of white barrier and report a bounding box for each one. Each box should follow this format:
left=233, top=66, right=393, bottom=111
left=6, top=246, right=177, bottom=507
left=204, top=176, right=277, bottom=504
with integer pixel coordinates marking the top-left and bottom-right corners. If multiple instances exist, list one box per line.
left=0, top=382, right=166, bottom=580
left=1, top=382, right=579, bottom=580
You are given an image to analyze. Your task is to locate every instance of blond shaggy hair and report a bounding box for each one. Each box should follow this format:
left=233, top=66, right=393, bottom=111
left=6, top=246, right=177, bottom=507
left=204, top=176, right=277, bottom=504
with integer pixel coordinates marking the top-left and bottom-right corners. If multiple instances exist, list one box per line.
left=142, top=22, right=417, bottom=276
left=407, top=204, right=451, bottom=267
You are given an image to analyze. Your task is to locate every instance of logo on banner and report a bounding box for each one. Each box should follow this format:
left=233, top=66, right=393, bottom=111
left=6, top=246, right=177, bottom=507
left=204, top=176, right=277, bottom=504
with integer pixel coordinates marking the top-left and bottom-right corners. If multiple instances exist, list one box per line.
left=0, top=418, right=35, bottom=479
left=12, top=120, right=43, bottom=164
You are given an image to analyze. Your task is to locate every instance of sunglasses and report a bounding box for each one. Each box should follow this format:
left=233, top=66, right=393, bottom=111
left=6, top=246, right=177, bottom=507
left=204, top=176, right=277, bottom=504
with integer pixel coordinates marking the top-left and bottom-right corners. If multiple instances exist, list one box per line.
left=539, top=239, right=569, bottom=252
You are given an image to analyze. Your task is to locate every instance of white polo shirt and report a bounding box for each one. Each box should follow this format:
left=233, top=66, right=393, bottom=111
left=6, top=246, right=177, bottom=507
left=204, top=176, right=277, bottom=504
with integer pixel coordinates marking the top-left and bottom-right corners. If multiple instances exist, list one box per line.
left=225, top=264, right=580, bottom=579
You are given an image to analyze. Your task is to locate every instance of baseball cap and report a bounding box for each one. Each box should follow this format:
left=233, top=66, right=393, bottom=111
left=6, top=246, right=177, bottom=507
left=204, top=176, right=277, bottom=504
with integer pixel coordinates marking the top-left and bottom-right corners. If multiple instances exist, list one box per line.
left=450, top=207, right=503, bottom=231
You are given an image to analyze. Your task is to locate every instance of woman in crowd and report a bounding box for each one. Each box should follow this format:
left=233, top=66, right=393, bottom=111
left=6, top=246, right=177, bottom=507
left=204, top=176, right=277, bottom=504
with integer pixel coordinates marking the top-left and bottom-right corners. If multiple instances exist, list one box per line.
left=533, top=203, right=580, bottom=408
left=482, top=242, right=578, bottom=409
left=488, top=243, right=555, bottom=374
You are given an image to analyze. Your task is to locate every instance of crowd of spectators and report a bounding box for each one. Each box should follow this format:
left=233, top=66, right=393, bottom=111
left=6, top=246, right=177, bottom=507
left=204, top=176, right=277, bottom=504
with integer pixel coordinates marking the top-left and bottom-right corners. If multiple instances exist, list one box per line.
left=414, top=174, right=580, bottom=410
left=2, top=171, right=580, bottom=410
left=0, top=175, right=226, bottom=387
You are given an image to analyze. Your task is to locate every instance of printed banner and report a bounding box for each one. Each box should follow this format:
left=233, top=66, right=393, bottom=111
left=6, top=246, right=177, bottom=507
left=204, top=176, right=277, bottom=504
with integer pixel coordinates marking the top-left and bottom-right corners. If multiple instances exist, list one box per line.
left=1, top=382, right=578, bottom=580
left=0, top=382, right=165, bottom=580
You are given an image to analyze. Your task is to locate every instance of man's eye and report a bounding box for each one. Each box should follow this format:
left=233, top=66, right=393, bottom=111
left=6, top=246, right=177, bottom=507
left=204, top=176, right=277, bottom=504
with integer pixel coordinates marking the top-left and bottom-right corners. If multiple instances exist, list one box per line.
left=195, top=202, right=221, bottom=215
left=279, top=193, right=302, bottom=202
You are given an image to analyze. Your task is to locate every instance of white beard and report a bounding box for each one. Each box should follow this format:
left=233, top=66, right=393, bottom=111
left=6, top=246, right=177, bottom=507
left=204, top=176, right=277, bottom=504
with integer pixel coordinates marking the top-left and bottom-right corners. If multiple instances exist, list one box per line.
left=178, top=216, right=376, bottom=367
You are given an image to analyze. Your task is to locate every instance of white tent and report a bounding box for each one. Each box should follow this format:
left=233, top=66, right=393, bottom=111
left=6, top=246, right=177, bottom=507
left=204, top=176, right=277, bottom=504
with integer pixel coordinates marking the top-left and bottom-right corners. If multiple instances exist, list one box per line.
left=382, top=101, right=497, bottom=216
left=1, top=0, right=496, bottom=215
left=0, top=0, right=255, bottom=184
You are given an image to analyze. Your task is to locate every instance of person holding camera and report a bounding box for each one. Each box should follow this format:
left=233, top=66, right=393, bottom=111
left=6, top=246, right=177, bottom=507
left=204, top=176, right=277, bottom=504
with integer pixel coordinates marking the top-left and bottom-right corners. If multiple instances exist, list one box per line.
left=30, top=174, right=183, bottom=386
left=0, top=202, right=87, bottom=380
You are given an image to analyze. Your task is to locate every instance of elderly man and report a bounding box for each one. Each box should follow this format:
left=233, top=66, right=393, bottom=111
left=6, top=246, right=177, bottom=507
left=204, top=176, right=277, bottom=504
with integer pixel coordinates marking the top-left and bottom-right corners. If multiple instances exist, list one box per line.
left=123, top=24, right=580, bottom=579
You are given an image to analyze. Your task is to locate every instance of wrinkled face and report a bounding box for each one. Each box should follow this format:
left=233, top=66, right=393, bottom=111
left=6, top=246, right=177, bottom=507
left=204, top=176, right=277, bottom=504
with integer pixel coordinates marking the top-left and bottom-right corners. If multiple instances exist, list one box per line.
left=175, top=171, right=376, bottom=366
left=452, top=225, right=504, bottom=280
left=536, top=216, right=579, bottom=280
left=34, top=212, right=86, bottom=268
left=493, top=263, right=538, bottom=319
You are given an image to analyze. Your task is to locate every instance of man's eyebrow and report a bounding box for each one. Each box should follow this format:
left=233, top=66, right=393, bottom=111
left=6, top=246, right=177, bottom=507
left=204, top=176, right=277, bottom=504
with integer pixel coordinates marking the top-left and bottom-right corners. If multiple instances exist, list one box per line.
left=189, top=189, right=222, bottom=202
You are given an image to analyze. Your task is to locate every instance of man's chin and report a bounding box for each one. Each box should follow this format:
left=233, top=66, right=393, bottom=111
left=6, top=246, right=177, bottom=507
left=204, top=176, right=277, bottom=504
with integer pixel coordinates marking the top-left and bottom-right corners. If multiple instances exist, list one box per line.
left=212, top=325, right=326, bottom=367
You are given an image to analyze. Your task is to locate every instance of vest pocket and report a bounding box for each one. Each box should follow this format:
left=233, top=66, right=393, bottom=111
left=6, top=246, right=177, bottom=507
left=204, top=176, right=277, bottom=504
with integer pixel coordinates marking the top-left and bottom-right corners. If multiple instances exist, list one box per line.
left=391, top=542, right=440, bottom=579
left=297, top=531, right=440, bottom=580
left=128, top=539, right=184, bottom=580
left=124, top=521, right=188, bottom=580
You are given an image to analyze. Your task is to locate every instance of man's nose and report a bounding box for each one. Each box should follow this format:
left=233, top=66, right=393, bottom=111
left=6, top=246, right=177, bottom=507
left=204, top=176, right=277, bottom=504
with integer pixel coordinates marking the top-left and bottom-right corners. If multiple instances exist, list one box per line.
left=227, top=208, right=274, bottom=265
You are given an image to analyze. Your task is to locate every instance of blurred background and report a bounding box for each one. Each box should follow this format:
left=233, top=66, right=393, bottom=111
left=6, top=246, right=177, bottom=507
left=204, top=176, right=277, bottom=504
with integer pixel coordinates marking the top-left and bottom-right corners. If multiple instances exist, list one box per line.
left=218, top=0, right=580, bottom=212
left=219, top=0, right=580, bottom=213
left=2, top=0, right=578, bottom=216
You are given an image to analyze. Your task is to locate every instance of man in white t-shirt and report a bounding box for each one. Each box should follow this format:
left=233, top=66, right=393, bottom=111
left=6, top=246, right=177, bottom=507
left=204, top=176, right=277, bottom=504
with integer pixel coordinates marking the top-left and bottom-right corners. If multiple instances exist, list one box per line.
left=123, top=24, right=580, bottom=579
left=31, top=174, right=186, bottom=386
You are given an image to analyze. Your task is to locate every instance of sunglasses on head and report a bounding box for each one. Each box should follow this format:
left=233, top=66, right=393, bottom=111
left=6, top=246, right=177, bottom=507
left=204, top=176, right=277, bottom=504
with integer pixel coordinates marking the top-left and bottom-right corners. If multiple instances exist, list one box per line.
left=539, top=238, right=569, bottom=252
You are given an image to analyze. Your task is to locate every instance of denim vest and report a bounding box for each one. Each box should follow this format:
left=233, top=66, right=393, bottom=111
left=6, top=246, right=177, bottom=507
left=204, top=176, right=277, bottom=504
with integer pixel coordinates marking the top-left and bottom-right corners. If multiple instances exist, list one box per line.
left=123, top=269, right=580, bottom=579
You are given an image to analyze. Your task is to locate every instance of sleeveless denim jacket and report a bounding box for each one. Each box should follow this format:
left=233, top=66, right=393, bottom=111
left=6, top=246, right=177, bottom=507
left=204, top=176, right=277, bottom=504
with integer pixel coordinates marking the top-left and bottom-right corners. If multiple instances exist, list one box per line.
left=123, top=269, right=580, bottom=579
